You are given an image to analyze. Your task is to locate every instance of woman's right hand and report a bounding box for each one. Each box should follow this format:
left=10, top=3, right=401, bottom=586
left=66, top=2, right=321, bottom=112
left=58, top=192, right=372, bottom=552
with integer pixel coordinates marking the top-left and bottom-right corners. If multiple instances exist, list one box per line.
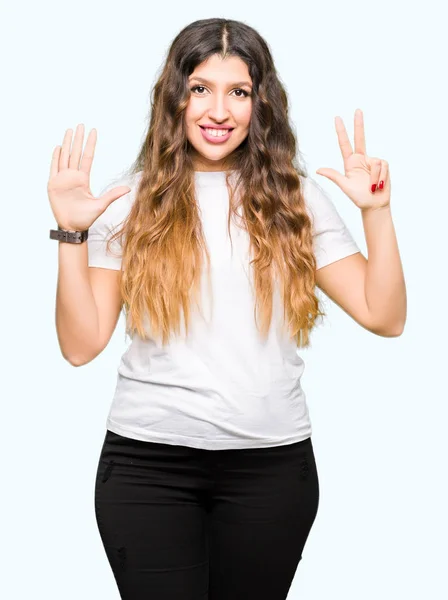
left=47, top=124, right=132, bottom=231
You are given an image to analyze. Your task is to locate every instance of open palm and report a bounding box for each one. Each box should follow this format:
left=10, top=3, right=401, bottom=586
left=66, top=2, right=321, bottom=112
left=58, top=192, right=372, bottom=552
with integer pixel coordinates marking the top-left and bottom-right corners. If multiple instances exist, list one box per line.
left=47, top=125, right=131, bottom=231
left=316, top=109, right=391, bottom=211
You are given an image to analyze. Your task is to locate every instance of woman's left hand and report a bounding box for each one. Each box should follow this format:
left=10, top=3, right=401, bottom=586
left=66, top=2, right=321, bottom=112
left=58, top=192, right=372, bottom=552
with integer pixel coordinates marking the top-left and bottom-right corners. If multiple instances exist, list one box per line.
left=316, top=108, right=391, bottom=211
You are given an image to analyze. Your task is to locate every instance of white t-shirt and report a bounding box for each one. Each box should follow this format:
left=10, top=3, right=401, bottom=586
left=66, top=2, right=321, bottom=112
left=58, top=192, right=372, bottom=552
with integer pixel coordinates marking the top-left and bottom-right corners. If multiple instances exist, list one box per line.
left=87, top=170, right=360, bottom=450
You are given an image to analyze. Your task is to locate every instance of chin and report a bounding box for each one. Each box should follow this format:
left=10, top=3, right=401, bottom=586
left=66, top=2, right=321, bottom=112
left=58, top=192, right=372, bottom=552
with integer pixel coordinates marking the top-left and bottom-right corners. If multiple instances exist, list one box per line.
left=201, top=151, right=231, bottom=162
left=192, top=146, right=232, bottom=162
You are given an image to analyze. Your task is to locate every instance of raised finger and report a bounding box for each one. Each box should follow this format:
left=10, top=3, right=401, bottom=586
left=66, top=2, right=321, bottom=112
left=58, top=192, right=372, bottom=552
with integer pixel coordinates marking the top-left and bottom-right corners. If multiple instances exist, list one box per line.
left=79, top=128, right=97, bottom=176
left=354, top=108, right=366, bottom=155
left=49, top=145, right=61, bottom=179
left=59, top=128, right=73, bottom=171
left=69, top=124, right=85, bottom=170
left=335, top=116, right=353, bottom=163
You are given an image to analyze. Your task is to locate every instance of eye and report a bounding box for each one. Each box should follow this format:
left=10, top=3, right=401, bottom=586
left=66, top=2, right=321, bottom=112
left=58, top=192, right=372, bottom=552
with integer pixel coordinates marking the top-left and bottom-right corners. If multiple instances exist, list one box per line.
left=189, top=86, right=251, bottom=98
left=232, top=89, right=251, bottom=98
left=190, top=85, right=208, bottom=94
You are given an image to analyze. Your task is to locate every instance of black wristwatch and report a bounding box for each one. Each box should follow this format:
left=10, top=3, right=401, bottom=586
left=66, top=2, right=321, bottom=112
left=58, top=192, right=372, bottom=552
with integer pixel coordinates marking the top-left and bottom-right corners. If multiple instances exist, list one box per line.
left=49, top=226, right=89, bottom=244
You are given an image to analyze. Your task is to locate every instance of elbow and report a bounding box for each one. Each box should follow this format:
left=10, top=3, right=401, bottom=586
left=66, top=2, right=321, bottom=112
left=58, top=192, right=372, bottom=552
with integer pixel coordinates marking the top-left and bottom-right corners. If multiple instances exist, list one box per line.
left=380, top=325, right=405, bottom=338
left=60, top=341, right=103, bottom=366
left=64, top=352, right=98, bottom=367
left=68, top=357, right=88, bottom=367
left=65, top=355, right=87, bottom=367
left=368, top=318, right=406, bottom=338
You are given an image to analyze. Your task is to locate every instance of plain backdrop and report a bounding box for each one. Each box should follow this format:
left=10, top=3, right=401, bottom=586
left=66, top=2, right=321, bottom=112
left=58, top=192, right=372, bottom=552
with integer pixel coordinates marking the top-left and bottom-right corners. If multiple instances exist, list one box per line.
left=1, top=0, right=447, bottom=598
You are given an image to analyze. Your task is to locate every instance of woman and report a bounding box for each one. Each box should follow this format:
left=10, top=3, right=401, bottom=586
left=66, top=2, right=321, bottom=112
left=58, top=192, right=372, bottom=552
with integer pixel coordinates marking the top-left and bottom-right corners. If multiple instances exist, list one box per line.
left=48, top=17, right=406, bottom=600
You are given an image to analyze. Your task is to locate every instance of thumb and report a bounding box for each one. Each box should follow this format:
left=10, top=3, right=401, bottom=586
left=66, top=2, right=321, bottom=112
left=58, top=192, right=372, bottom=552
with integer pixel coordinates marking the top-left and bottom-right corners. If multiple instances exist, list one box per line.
left=316, top=168, right=345, bottom=187
left=98, top=186, right=132, bottom=210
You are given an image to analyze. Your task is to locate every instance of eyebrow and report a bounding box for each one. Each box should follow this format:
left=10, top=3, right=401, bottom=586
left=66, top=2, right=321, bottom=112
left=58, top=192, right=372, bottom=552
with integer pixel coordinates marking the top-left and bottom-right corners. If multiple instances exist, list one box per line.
left=189, top=76, right=252, bottom=88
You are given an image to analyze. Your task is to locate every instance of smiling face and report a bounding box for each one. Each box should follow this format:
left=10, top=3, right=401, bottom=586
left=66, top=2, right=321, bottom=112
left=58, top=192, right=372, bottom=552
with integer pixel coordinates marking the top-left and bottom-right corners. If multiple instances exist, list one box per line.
left=185, top=54, right=253, bottom=172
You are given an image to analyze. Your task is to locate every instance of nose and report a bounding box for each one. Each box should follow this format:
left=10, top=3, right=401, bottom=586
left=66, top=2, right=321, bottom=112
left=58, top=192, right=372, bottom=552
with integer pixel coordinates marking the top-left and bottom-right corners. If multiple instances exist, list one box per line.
left=207, top=93, right=230, bottom=122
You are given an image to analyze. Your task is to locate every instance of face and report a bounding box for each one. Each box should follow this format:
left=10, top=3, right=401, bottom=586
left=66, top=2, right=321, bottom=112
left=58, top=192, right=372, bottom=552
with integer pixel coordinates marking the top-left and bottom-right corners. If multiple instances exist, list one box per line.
left=185, top=54, right=253, bottom=171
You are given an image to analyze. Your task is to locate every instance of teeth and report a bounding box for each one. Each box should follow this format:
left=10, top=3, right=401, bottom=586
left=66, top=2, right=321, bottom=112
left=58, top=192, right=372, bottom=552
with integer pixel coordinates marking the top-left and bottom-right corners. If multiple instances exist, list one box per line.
left=204, top=128, right=230, bottom=137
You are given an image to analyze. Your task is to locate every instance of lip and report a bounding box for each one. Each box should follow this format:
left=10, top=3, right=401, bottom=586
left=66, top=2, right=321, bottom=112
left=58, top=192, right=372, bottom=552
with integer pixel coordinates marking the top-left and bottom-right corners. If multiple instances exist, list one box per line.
left=199, top=125, right=234, bottom=144
left=199, top=124, right=234, bottom=130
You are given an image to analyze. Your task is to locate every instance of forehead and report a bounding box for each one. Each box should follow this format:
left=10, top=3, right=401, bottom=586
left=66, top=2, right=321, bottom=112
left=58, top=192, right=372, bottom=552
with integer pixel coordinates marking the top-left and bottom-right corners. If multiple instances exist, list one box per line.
left=189, top=54, right=252, bottom=85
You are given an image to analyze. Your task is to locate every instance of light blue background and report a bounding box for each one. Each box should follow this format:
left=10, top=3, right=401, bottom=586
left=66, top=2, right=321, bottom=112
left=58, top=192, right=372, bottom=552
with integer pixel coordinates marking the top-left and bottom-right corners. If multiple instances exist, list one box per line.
left=2, top=0, right=447, bottom=598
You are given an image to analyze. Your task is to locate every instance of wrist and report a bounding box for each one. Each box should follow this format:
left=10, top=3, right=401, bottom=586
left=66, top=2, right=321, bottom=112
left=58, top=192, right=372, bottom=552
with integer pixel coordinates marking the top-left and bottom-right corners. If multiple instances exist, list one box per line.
left=361, top=203, right=391, bottom=217
left=50, top=226, right=89, bottom=244
left=57, top=224, right=88, bottom=232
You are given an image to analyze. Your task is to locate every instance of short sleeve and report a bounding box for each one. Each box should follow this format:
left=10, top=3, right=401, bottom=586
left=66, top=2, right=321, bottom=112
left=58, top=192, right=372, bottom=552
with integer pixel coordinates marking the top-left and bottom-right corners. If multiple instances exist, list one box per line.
left=301, top=175, right=360, bottom=270
left=87, top=171, right=142, bottom=270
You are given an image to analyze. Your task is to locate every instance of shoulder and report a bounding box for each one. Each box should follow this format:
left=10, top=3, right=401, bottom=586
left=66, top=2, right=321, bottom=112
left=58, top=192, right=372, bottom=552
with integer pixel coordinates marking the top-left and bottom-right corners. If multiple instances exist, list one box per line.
left=299, top=174, right=345, bottom=233
left=300, top=174, right=336, bottom=213
left=299, top=174, right=360, bottom=269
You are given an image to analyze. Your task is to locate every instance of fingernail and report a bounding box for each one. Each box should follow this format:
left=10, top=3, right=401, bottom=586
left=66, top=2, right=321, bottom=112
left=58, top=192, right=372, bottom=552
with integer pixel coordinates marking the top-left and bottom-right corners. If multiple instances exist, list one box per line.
left=379, top=180, right=384, bottom=190
left=371, top=184, right=377, bottom=193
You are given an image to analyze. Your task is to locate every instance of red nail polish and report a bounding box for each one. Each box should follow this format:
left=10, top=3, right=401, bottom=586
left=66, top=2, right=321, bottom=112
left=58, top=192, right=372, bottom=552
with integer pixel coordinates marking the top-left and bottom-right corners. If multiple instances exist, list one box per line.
left=371, top=184, right=377, bottom=193
left=379, top=180, right=384, bottom=190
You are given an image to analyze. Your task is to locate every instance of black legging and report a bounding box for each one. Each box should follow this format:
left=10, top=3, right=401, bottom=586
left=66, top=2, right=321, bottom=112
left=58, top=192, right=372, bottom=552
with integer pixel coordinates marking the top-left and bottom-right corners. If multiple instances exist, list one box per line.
left=94, top=429, right=320, bottom=599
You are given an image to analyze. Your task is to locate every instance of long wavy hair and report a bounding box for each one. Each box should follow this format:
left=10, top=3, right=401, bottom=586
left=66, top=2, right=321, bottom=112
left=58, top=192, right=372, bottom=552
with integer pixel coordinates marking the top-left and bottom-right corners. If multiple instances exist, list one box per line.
left=106, top=18, right=325, bottom=347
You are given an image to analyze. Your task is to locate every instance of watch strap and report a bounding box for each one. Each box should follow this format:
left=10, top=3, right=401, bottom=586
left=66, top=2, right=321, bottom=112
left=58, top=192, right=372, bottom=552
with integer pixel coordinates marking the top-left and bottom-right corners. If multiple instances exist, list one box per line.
left=49, top=227, right=89, bottom=243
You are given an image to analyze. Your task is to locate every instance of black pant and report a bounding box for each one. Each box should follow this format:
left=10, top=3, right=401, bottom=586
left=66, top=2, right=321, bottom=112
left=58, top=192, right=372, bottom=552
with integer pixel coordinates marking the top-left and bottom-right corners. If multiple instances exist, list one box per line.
left=94, top=429, right=320, bottom=599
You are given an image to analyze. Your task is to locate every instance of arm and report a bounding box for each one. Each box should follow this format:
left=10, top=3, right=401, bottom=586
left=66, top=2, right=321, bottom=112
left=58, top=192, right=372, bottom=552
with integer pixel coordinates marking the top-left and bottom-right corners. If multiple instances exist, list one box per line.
left=362, top=205, right=406, bottom=333
left=56, top=241, right=122, bottom=366
left=316, top=205, right=406, bottom=336
left=314, top=108, right=407, bottom=337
